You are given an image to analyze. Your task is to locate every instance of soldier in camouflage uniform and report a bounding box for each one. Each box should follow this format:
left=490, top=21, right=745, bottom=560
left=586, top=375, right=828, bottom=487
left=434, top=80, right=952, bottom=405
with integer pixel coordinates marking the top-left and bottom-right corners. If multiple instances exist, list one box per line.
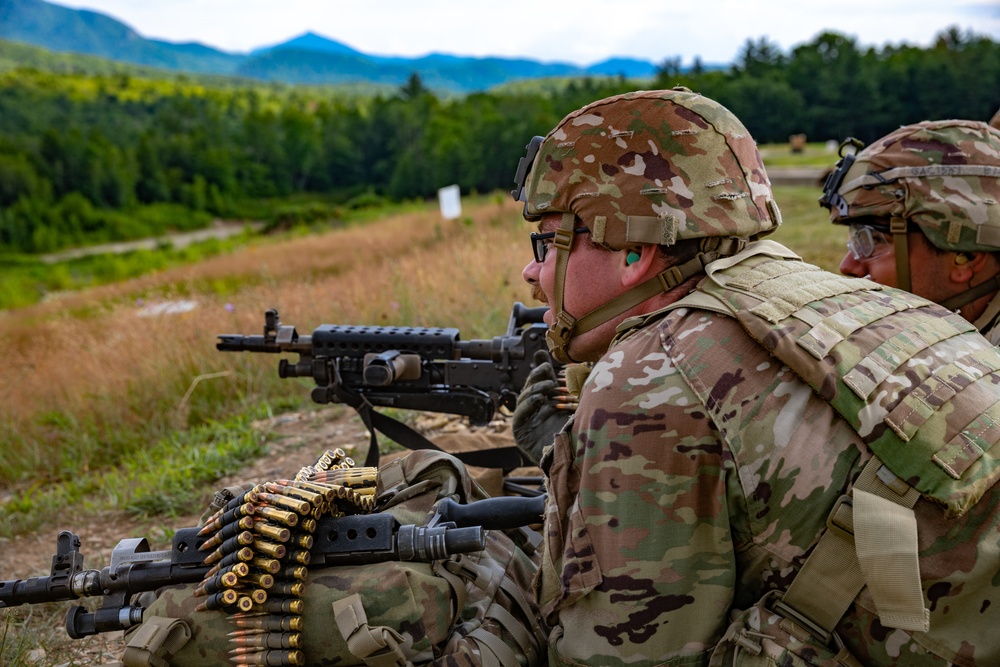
left=513, top=88, right=1000, bottom=666
left=821, top=120, right=1000, bottom=342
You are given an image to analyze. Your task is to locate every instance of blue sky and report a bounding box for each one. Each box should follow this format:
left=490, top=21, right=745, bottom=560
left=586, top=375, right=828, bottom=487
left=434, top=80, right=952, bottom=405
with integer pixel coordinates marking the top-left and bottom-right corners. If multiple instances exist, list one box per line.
left=56, top=0, right=1000, bottom=66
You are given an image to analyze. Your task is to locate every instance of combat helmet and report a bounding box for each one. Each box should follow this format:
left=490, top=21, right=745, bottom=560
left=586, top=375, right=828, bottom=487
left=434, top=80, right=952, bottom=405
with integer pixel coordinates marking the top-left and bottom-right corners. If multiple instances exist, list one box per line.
left=510, top=88, right=782, bottom=362
left=820, top=119, right=1000, bottom=309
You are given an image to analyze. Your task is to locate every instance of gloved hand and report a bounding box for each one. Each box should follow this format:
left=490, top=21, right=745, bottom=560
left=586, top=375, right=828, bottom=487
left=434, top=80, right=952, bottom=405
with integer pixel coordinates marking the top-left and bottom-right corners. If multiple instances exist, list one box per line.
left=512, top=351, right=576, bottom=465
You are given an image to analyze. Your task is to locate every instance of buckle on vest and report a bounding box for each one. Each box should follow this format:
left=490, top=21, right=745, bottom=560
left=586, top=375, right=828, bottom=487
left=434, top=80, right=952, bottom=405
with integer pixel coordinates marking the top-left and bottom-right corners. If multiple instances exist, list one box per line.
left=825, top=494, right=854, bottom=542
left=658, top=266, right=684, bottom=291
left=772, top=598, right=833, bottom=646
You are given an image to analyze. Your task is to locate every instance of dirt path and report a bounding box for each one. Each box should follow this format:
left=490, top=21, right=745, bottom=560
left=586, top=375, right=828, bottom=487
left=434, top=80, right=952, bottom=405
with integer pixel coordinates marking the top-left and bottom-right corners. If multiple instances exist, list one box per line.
left=38, top=220, right=265, bottom=264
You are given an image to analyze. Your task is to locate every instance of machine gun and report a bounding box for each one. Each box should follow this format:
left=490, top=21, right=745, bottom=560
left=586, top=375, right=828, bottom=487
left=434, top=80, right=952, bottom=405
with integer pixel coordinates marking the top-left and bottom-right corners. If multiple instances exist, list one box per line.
left=217, top=302, right=557, bottom=471
left=0, top=495, right=546, bottom=639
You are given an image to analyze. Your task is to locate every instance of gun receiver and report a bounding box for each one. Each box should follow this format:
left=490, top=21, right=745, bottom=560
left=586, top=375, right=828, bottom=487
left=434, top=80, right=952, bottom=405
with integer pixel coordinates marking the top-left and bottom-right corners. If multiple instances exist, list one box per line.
left=217, top=302, right=554, bottom=426
left=0, top=509, right=499, bottom=639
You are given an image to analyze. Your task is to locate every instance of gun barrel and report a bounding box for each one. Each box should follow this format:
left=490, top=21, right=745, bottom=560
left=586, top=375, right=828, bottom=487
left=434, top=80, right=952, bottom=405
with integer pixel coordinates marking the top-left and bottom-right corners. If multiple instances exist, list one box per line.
left=396, top=525, right=485, bottom=561
left=216, top=334, right=276, bottom=352
left=0, top=562, right=209, bottom=609
left=216, top=334, right=311, bottom=354
left=435, top=495, right=546, bottom=530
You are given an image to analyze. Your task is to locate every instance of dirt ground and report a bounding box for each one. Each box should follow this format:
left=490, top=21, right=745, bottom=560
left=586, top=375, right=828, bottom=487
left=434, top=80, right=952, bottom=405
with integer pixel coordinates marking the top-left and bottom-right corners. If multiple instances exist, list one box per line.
left=0, top=407, right=528, bottom=666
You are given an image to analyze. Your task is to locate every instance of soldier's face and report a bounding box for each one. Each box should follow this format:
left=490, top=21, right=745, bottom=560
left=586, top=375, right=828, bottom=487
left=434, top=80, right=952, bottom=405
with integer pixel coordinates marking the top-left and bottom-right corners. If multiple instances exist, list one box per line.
left=521, top=214, right=623, bottom=361
left=839, top=229, right=965, bottom=305
left=838, top=226, right=897, bottom=286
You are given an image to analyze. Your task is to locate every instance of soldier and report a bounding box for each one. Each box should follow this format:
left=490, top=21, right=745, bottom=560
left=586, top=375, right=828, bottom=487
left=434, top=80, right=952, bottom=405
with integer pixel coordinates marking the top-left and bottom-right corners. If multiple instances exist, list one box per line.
left=513, top=88, right=1000, bottom=665
left=821, top=119, right=1000, bottom=342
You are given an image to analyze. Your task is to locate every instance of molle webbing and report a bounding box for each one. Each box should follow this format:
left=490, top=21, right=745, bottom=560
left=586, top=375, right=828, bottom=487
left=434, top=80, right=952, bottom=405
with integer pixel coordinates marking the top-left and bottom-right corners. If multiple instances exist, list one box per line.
left=843, top=312, right=976, bottom=400
left=698, top=254, right=1000, bottom=517
left=721, top=258, right=876, bottom=324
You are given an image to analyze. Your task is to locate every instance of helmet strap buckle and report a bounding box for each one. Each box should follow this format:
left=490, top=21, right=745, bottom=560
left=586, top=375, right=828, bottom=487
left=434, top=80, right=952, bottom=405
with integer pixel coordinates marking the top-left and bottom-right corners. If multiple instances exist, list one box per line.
left=553, top=228, right=575, bottom=252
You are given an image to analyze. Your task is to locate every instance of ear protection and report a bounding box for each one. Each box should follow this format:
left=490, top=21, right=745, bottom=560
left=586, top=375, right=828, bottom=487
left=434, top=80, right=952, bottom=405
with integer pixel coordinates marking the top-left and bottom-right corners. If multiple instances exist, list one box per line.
left=626, top=251, right=641, bottom=266
left=955, top=253, right=970, bottom=265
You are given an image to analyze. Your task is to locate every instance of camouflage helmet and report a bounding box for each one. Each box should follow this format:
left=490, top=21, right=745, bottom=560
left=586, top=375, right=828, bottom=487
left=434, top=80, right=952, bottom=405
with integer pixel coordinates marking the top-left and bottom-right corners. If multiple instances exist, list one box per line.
left=513, top=87, right=782, bottom=250
left=821, top=119, right=1000, bottom=253
left=511, top=88, right=782, bottom=362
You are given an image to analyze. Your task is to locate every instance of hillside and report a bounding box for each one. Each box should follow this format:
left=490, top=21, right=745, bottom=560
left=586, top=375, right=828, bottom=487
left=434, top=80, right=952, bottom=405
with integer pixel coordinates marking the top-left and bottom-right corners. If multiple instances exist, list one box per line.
left=0, top=0, right=660, bottom=92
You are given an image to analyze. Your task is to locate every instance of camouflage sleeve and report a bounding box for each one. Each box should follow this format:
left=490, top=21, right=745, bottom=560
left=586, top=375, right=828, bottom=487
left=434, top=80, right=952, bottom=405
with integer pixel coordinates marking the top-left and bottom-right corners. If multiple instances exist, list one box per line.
left=537, top=321, right=736, bottom=667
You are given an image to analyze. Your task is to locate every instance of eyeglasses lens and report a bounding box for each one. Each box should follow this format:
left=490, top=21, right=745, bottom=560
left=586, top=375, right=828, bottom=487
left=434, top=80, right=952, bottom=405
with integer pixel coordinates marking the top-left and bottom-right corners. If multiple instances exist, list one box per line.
left=847, top=226, right=891, bottom=261
left=529, top=228, right=591, bottom=263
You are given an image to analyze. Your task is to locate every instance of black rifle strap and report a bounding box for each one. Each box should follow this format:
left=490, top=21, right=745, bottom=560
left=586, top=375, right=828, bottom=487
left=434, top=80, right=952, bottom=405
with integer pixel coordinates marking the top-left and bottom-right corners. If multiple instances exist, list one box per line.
left=331, top=383, right=527, bottom=472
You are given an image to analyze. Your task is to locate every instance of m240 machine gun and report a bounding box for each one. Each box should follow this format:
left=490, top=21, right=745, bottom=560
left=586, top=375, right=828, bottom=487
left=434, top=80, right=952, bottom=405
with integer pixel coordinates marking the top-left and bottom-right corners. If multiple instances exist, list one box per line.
left=0, top=495, right=545, bottom=639
left=217, top=302, right=558, bottom=471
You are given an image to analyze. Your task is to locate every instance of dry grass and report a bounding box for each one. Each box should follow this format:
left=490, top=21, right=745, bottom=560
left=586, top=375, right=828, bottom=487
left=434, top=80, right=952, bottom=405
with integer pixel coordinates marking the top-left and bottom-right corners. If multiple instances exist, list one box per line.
left=0, top=195, right=533, bottom=487
left=0, top=186, right=844, bottom=491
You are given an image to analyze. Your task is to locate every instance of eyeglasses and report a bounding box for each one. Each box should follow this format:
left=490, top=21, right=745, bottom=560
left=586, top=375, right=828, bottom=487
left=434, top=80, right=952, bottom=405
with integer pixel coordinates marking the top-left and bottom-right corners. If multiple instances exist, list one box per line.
left=529, top=227, right=591, bottom=263
left=847, top=224, right=893, bottom=261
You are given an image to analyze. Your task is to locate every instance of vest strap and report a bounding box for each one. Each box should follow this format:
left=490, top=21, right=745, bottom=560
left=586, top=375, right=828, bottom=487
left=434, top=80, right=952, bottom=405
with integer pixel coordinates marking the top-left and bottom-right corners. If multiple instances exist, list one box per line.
left=777, top=455, right=928, bottom=641
left=333, top=594, right=412, bottom=667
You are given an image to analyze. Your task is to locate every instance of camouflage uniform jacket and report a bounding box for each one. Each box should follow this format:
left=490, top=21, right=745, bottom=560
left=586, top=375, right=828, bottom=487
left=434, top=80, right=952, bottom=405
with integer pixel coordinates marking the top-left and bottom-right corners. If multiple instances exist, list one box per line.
left=536, top=240, right=1000, bottom=666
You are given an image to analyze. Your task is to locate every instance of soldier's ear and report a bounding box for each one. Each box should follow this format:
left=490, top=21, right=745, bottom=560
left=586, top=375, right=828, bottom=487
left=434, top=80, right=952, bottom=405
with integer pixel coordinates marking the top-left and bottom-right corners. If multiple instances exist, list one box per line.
left=951, top=251, right=988, bottom=283
left=621, top=246, right=654, bottom=287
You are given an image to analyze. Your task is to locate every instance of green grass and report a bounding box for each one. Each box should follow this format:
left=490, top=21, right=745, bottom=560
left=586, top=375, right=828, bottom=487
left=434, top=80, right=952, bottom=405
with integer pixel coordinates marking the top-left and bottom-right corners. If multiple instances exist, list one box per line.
left=767, top=185, right=846, bottom=273
left=0, top=404, right=294, bottom=539
left=760, top=141, right=844, bottom=169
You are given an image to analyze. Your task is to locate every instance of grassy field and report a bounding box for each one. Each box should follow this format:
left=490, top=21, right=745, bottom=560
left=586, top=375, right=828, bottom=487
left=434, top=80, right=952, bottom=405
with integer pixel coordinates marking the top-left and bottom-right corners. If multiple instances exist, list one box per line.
left=760, top=140, right=845, bottom=168
left=0, top=185, right=844, bottom=534
left=0, top=184, right=846, bottom=665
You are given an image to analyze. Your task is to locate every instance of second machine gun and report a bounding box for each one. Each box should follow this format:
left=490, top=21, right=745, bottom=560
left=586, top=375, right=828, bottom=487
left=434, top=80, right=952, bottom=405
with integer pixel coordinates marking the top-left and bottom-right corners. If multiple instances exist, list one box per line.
left=217, top=302, right=557, bottom=471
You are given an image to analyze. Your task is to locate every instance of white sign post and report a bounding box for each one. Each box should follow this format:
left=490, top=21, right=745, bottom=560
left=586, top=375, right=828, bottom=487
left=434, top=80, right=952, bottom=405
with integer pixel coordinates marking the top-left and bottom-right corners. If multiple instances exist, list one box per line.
left=438, top=184, right=462, bottom=220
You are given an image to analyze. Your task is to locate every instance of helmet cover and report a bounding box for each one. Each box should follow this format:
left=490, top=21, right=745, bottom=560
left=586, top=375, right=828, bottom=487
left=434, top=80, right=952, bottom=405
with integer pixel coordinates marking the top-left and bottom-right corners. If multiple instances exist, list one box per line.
left=823, top=120, right=1000, bottom=252
left=520, top=88, right=781, bottom=249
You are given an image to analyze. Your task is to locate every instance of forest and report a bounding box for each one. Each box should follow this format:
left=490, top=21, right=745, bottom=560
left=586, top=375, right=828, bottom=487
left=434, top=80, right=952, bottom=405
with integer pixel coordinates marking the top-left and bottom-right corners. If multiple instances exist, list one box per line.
left=0, top=27, right=997, bottom=256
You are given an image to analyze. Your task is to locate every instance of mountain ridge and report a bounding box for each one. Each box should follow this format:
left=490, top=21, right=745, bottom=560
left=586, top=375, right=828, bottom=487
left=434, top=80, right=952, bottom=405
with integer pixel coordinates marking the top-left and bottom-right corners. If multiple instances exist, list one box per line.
left=1, top=0, right=668, bottom=92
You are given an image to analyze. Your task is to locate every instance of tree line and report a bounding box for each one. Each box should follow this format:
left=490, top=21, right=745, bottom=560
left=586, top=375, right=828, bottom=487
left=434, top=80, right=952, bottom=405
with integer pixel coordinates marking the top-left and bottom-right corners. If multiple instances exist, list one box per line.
left=0, top=27, right=996, bottom=255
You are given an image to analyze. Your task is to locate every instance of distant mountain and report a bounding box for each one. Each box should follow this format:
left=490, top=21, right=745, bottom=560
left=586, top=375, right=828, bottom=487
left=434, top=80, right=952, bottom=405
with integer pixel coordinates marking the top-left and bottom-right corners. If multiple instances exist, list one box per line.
left=0, top=0, right=664, bottom=92
left=251, top=31, right=364, bottom=58
left=0, top=0, right=244, bottom=74
left=586, top=58, right=660, bottom=78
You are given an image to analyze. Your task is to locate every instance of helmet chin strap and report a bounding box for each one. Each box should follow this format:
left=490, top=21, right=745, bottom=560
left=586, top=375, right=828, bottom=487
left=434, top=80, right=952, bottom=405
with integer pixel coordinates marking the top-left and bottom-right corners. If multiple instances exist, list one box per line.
left=544, top=212, right=746, bottom=363
left=545, top=213, right=582, bottom=363
left=890, top=216, right=912, bottom=293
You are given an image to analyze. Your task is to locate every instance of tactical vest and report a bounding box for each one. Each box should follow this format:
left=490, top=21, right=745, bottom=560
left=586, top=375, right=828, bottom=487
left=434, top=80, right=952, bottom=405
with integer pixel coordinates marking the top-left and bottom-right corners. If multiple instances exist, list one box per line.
left=620, top=240, right=1000, bottom=661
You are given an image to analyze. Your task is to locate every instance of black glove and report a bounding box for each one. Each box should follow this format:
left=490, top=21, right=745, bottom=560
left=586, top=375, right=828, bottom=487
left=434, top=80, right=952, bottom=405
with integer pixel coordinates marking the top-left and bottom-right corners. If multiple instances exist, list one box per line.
left=512, top=351, right=575, bottom=465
